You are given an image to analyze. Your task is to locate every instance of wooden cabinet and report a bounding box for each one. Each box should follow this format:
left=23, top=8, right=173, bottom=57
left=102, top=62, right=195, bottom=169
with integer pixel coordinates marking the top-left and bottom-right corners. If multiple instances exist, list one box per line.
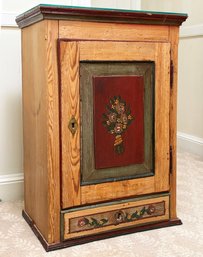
left=16, top=5, right=187, bottom=251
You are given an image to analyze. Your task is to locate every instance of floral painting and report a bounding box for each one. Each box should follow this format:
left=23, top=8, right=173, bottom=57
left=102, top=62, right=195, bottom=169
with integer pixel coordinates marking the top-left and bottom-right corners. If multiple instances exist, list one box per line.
left=102, top=96, right=134, bottom=154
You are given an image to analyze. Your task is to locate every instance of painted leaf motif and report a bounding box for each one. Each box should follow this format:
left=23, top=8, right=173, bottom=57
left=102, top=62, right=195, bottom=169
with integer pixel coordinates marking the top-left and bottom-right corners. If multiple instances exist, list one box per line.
left=100, top=218, right=108, bottom=224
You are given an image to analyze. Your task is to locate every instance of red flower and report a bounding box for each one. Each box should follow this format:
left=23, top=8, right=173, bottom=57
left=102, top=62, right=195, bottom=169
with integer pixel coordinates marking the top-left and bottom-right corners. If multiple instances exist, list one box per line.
left=114, top=123, right=123, bottom=134
left=116, top=103, right=125, bottom=114
left=108, top=112, right=117, bottom=122
left=121, top=114, right=128, bottom=124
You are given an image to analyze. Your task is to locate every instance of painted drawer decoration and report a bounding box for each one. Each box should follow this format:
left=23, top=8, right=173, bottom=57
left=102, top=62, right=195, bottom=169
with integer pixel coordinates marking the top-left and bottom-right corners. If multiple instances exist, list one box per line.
left=71, top=202, right=164, bottom=233
left=62, top=196, right=169, bottom=240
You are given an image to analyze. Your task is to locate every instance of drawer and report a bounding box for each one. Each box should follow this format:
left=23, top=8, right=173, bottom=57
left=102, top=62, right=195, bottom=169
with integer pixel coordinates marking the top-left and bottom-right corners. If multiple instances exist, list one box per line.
left=61, top=195, right=169, bottom=240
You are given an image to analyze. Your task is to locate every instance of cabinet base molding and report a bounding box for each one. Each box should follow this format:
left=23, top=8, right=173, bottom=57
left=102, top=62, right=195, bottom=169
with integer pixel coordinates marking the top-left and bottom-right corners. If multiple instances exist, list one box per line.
left=22, top=210, right=182, bottom=252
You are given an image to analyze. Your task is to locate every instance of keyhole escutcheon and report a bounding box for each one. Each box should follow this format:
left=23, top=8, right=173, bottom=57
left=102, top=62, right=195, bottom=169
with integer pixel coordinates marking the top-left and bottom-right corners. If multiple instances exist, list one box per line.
left=68, top=116, right=78, bottom=135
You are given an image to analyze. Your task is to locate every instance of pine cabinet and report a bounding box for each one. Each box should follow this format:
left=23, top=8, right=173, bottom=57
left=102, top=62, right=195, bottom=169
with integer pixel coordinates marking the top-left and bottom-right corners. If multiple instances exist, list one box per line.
left=16, top=5, right=187, bottom=251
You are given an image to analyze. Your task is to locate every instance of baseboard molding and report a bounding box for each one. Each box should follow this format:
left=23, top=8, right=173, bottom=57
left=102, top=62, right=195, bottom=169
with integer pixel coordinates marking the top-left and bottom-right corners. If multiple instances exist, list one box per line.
left=180, top=24, right=203, bottom=38
left=177, top=132, right=203, bottom=158
left=0, top=172, right=24, bottom=185
left=0, top=173, right=24, bottom=201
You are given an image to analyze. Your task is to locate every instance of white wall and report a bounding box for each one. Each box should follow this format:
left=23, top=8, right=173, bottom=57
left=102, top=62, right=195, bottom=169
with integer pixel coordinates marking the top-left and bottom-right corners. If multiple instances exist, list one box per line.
left=0, top=27, right=23, bottom=201
left=142, top=0, right=203, bottom=157
left=1, top=0, right=91, bottom=13
left=91, top=0, right=141, bottom=10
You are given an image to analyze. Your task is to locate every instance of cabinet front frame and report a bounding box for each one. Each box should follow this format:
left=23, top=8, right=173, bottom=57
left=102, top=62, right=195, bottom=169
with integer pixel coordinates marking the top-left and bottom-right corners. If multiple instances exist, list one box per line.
left=59, top=40, right=170, bottom=208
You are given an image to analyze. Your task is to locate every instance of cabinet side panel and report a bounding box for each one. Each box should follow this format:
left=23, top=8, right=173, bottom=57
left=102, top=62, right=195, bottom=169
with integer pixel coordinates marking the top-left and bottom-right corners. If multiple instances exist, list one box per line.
left=46, top=20, right=60, bottom=243
left=22, top=20, right=60, bottom=243
left=169, top=26, right=179, bottom=220
left=22, top=21, right=49, bottom=241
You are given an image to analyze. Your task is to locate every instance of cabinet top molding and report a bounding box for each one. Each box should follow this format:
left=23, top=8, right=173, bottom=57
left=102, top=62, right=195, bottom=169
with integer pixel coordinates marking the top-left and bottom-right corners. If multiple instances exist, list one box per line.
left=16, top=4, right=188, bottom=28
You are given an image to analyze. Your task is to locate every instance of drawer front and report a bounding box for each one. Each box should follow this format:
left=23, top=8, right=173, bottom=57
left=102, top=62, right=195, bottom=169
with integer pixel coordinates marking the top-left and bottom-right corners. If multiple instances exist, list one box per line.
left=62, top=196, right=169, bottom=240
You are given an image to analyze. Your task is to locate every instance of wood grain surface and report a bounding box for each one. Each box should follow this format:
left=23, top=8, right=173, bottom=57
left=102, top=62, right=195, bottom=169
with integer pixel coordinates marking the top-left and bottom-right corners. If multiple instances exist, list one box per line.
left=71, top=41, right=170, bottom=204
left=63, top=196, right=169, bottom=239
left=22, top=21, right=48, bottom=241
left=22, top=20, right=60, bottom=243
left=46, top=20, right=60, bottom=243
left=169, top=26, right=180, bottom=219
left=20, top=10, right=184, bottom=247
left=59, top=21, right=169, bottom=42
left=154, top=43, right=170, bottom=192
left=60, top=41, right=81, bottom=208
left=58, top=40, right=170, bottom=205
left=81, top=176, right=156, bottom=204
left=79, top=41, right=156, bottom=61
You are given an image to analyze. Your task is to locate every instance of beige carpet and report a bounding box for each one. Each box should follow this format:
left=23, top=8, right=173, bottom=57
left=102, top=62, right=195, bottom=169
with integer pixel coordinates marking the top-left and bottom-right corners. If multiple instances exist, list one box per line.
left=0, top=152, right=203, bottom=257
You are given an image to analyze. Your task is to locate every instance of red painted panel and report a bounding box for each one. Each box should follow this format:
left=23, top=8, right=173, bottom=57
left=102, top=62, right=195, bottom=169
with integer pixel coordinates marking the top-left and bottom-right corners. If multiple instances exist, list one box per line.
left=93, top=76, right=144, bottom=169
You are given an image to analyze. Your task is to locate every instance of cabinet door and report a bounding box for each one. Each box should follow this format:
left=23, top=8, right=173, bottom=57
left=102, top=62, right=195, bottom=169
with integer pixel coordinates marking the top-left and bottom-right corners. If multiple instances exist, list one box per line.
left=60, top=40, right=170, bottom=208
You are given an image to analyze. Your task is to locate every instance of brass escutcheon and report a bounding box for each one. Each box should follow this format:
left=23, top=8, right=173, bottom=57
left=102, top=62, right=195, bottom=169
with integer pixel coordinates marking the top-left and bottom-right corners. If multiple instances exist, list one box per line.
left=68, top=116, right=78, bottom=135
left=115, top=210, right=125, bottom=223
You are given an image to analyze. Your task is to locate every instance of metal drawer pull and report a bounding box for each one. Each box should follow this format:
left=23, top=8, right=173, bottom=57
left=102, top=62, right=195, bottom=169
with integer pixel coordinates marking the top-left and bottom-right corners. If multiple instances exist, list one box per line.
left=115, top=211, right=125, bottom=223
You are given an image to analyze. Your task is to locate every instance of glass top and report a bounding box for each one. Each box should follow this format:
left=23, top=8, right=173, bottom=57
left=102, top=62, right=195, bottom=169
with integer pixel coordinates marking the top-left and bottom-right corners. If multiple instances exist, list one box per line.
left=24, top=4, right=188, bottom=17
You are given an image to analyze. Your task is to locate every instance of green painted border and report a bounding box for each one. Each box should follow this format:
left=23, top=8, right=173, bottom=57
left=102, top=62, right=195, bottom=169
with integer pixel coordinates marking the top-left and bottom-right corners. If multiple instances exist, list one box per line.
left=80, top=61, right=155, bottom=185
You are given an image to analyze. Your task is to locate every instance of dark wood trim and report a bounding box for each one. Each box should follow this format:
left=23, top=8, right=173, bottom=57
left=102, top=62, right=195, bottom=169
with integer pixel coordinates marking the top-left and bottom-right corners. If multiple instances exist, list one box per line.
left=58, top=38, right=168, bottom=43
left=16, top=4, right=187, bottom=29
left=57, top=38, right=63, bottom=209
left=22, top=210, right=50, bottom=251
left=22, top=210, right=182, bottom=252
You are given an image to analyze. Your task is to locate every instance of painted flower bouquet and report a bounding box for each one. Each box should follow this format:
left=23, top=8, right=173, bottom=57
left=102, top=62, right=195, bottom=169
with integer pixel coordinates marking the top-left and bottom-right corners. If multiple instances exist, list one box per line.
left=102, top=96, right=134, bottom=154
